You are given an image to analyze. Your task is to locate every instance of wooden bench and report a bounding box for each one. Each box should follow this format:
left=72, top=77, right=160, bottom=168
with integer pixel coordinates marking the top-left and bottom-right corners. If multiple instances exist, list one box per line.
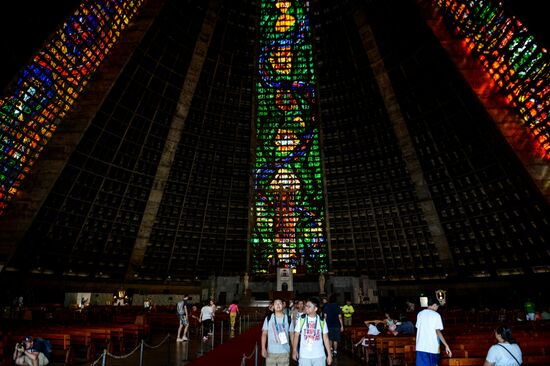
left=375, top=336, right=415, bottom=366
left=524, top=354, right=550, bottom=365
left=353, top=335, right=377, bottom=363
left=61, top=329, right=92, bottom=362
left=47, top=333, right=71, bottom=365
left=387, top=338, right=415, bottom=366
left=440, top=357, right=484, bottom=366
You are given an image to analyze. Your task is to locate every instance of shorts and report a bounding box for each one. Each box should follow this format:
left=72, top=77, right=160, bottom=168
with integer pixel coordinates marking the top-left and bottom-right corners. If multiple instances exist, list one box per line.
left=416, top=351, right=439, bottom=366
left=266, top=352, right=289, bottom=366
left=298, top=357, right=326, bottom=366
left=178, top=313, right=188, bottom=326
left=328, top=327, right=341, bottom=341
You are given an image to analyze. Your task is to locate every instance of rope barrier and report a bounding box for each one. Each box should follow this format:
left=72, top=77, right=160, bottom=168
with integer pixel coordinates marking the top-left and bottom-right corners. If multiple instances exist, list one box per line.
left=106, top=342, right=142, bottom=359
left=143, top=333, right=171, bottom=349
left=240, top=342, right=257, bottom=366
left=88, top=333, right=172, bottom=365
left=89, top=351, right=106, bottom=366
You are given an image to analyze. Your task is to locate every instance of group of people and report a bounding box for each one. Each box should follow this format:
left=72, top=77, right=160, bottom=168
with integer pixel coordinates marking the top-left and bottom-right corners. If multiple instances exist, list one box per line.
left=362, top=312, right=415, bottom=337
left=351, top=296, right=524, bottom=366
left=261, top=294, right=355, bottom=366
left=12, top=294, right=527, bottom=366
left=175, top=295, right=241, bottom=343
left=523, top=298, right=550, bottom=321
left=418, top=296, right=523, bottom=366
left=259, top=294, right=526, bottom=366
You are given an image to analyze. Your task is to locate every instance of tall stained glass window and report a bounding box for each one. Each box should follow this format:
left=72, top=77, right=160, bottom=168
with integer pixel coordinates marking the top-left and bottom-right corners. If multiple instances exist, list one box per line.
left=252, top=0, right=327, bottom=274
left=0, top=0, right=143, bottom=215
left=433, top=0, right=550, bottom=159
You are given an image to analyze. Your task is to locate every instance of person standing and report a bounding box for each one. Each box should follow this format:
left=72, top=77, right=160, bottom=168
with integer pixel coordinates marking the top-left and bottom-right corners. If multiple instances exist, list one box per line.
left=323, top=294, right=344, bottom=357
left=261, top=298, right=291, bottom=366
left=415, top=296, right=452, bottom=366
left=483, top=326, right=522, bottom=366
left=176, top=295, right=189, bottom=342
left=341, top=300, right=355, bottom=327
left=228, top=301, right=240, bottom=330
left=292, top=297, right=333, bottom=366
left=200, top=300, right=215, bottom=342
left=524, top=298, right=535, bottom=321
left=189, top=305, right=201, bottom=334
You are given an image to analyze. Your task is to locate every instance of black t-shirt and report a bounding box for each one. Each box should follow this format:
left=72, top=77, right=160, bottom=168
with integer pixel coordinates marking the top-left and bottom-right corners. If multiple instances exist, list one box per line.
left=323, top=303, right=342, bottom=328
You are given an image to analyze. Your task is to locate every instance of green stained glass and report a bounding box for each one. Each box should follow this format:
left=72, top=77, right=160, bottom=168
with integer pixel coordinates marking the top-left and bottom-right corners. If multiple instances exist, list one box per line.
left=251, top=0, right=327, bottom=274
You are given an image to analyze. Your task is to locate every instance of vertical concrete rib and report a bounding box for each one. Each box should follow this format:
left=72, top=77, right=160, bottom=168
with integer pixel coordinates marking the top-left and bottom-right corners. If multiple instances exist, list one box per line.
left=126, top=1, right=220, bottom=281
left=353, top=10, right=456, bottom=276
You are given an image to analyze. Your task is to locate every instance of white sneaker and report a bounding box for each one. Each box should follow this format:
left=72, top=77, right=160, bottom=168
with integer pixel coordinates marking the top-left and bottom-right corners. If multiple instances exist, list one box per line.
left=182, top=336, right=188, bottom=341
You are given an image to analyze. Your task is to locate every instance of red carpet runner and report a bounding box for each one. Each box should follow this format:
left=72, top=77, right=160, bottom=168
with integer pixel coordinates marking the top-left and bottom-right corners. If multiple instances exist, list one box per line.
left=187, top=325, right=262, bottom=366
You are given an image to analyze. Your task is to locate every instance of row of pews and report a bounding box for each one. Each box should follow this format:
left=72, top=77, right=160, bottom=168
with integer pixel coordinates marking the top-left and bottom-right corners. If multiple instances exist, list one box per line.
left=342, top=320, right=550, bottom=365
left=0, top=321, right=149, bottom=365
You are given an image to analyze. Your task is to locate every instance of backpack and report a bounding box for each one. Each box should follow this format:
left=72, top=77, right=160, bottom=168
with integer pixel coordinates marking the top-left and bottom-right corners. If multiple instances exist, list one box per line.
left=297, top=313, right=326, bottom=334
left=295, top=314, right=326, bottom=351
left=33, top=338, right=52, bottom=361
left=177, top=300, right=186, bottom=315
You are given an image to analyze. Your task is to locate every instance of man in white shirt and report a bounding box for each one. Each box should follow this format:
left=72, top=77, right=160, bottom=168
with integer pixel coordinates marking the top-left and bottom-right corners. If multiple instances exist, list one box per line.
left=416, top=296, right=452, bottom=366
left=200, top=300, right=215, bottom=342
left=292, top=297, right=332, bottom=366
left=261, top=298, right=291, bottom=366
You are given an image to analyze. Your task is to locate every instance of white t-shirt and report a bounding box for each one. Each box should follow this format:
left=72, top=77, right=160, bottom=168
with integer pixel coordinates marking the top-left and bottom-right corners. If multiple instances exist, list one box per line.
left=200, top=305, right=214, bottom=321
left=367, top=323, right=380, bottom=335
left=486, top=343, right=522, bottom=366
left=415, top=309, right=443, bottom=354
left=262, top=313, right=291, bottom=354
left=294, top=315, right=328, bottom=359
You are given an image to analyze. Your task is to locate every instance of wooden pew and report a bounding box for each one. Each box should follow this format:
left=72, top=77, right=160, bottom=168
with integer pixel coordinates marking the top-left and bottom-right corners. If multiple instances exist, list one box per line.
left=387, top=338, right=415, bottom=366
left=87, top=326, right=124, bottom=355
left=524, top=354, right=550, bottom=365
left=46, top=333, right=71, bottom=365
left=63, top=330, right=93, bottom=362
left=354, top=335, right=377, bottom=363
left=440, top=357, right=484, bottom=366
left=375, top=336, right=415, bottom=366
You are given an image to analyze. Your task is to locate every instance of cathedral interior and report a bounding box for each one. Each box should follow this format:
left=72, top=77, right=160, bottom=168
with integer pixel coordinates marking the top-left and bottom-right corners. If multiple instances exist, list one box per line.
left=0, top=0, right=549, bottom=308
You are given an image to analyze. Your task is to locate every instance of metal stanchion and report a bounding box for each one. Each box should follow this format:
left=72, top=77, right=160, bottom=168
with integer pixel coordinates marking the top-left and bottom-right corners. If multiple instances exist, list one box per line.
left=139, top=340, right=144, bottom=366
left=220, top=320, right=224, bottom=344
left=239, top=315, right=242, bottom=333
left=167, top=333, right=171, bottom=366
left=101, top=349, right=107, bottom=366
left=211, top=320, right=215, bottom=348
left=254, top=342, right=259, bottom=366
